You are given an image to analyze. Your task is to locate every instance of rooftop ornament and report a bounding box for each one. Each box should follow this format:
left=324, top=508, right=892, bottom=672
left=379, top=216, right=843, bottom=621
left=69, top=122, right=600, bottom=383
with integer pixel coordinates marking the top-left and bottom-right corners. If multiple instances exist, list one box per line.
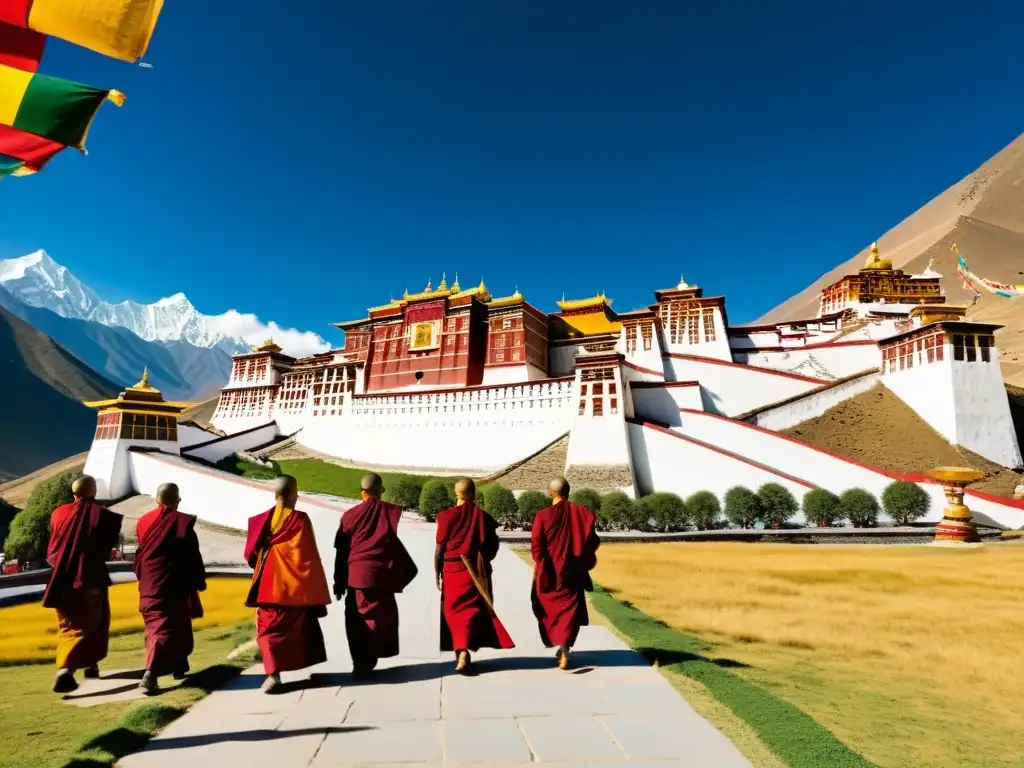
left=926, top=466, right=986, bottom=545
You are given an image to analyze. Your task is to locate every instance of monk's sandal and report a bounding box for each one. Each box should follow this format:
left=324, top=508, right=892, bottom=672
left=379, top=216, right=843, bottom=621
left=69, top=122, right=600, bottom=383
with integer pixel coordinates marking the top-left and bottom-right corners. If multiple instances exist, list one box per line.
left=262, top=673, right=282, bottom=694
left=53, top=670, right=78, bottom=694
left=139, top=671, right=159, bottom=695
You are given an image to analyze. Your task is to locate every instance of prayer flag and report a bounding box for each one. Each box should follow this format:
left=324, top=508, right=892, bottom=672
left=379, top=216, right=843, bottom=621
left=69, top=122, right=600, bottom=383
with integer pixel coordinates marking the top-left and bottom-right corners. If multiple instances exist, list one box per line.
left=0, top=153, right=30, bottom=178
left=0, top=123, right=65, bottom=171
left=0, top=0, right=162, bottom=62
left=0, top=62, right=123, bottom=149
left=0, top=21, right=45, bottom=71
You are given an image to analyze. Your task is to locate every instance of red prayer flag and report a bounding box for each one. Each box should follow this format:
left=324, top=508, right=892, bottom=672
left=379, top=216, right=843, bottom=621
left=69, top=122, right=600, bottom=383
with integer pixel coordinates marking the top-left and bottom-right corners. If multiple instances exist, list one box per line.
left=0, top=21, right=45, bottom=71
left=0, top=124, right=66, bottom=171
left=0, top=0, right=32, bottom=26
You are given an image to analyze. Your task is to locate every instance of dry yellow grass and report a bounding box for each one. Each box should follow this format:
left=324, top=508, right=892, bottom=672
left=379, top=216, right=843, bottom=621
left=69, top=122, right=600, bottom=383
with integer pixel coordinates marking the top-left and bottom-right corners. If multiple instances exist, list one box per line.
left=594, top=543, right=1024, bottom=768
left=0, top=577, right=254, bottom=665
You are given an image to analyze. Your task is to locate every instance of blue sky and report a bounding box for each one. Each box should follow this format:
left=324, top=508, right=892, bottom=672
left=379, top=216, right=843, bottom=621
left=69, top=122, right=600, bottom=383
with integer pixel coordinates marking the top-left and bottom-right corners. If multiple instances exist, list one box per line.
left=1, top=1, right=1021, bottom=346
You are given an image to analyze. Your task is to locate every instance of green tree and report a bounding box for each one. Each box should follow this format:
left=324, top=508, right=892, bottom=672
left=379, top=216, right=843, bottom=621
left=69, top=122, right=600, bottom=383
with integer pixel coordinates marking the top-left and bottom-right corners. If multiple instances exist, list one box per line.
left=481, top=484, right=518, bottom=529
left=569, top=487, right=602, bottom=515
left=882, top=481, right=931, bottom=526
left=0, top=497, right=17, bottom=551
left=5, top=472, right=76, bottom=564
left=724, top=486, right=762, bottom=529
left=516, top=491, right=551, bottom=529
left=840, top=488, right=880, bottom=527
left=601, top=491, right=640, bottom=531
left=687, top=491, right=722, bottom=530
left=758, top=483, right=799, bottom=528
left=802, top=488, right=842, bottom=527
left=639, top=492, right=689, bottom=532
left=383, top=477, right=423, bottom=511
left=418, top=478, right=455, bottom=523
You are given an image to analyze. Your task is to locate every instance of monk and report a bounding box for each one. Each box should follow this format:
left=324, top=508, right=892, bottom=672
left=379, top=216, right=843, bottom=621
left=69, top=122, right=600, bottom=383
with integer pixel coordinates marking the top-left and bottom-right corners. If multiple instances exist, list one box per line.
left=530, top=477, right=600, bottom=670
left=43, top=475, right=123, bottom=693
left=334, top=473, right=417, bottom=678
left=244, top=475, right=331, bottom=693
left=435, top=478, right=514, bottom=673
left=134, top=483, right=207, bottom=694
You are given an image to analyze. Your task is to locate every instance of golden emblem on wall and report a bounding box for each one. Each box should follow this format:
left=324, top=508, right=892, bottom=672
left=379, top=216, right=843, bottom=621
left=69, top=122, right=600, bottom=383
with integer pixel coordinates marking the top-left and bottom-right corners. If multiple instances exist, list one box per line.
left=410, top=321, right=437, bottom=351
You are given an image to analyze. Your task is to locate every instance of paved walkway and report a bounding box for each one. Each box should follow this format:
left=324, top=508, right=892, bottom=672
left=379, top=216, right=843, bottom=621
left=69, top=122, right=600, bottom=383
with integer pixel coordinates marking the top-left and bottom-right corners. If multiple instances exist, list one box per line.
left=117, top=505, right=750, bottom=767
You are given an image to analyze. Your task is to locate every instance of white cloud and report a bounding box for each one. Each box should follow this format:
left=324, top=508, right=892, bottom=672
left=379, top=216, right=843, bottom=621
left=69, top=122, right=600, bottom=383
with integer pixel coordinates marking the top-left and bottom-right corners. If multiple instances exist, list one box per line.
left=209, top=309, right=332, bottom=357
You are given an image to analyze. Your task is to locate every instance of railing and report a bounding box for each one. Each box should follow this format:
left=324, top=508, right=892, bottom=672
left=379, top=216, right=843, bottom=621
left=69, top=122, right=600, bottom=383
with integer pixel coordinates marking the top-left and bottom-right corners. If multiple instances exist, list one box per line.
left=348, top=378, right=574, bottom=419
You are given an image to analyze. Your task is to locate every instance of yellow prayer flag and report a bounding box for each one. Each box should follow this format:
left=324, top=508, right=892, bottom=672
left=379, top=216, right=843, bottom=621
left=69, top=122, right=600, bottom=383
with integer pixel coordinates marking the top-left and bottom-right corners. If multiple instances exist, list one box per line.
left=28, top=0, right=163, bottom=63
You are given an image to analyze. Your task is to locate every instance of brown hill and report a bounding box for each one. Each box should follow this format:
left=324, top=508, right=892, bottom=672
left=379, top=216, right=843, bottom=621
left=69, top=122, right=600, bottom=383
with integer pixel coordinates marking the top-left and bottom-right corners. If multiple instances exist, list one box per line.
left=758, top=133, right=1024, bottom=385
left=0, top=303, right=118, bottom=481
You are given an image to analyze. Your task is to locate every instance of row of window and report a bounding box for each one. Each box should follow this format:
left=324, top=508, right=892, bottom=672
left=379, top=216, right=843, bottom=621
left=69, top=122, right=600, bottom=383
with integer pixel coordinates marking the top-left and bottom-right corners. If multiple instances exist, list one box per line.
left=625, top=323, right=655, bottom=353
left=94, top=412, right=179, bottom=442
left=883, top=332, right=995, bottom=372
left=659, top=303, right=717, bottom=345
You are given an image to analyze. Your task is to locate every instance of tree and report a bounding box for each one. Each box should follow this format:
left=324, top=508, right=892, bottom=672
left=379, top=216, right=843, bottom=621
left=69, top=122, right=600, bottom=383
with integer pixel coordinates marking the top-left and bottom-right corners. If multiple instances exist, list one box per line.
left=481, top=484, right=518, bottom=529
left=638, top=492, right=689, bottom=532
left=569, top=488, right=602, bottom=515
left=758, top=483, right=799, bottom=529
left=687, top=491, right=722, bottom=530
left=5, top=472, right=75, bottom=564
left=601, top=491, right=640, bottom=531
left=383, top=477, right=423, bottom=511
left=882, top=481, right=931, bottom=526
left=724, top=486, right=762, bottom=529
left=0, top=497, right=17, bottom=551
left=418, top=478, right=455, bottom=523
left=802, top=488, right=842, bottom=527
left=840, top=488, right=880, bottom=528
left=516, top=491, right=551, bottom=530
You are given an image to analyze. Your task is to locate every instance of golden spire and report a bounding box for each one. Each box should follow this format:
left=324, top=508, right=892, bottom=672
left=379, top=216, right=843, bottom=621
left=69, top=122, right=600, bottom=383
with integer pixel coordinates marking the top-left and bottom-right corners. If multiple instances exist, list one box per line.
left=513, top=285, right=521, bottom=298
left=438, top=272, right=448, bottom=291
left=863, top=241, right=892, bottom=270
left=135, top=367, right=151, bottom=389
left=403, top=287, right=409, bottom=299
left=478, top=277, right=487, bottom=292
left=451, top=273, right=461, bottom=292
left=425, top=277, right=432, bottom=292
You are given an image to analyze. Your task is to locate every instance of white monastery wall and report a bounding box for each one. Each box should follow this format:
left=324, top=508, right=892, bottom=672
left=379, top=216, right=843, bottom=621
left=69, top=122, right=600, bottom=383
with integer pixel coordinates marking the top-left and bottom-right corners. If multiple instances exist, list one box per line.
left=549, top=344, right=583, bottom=377
left=628, top=421, right=813, bottom=512
left=950, top=359, right=1023, bottom=468
left=664, top=355, right=822, bottom=417
left=733, top=342, right=881, bottom=381
left=630, top=384, right=703, bottom=426
left=298, top=379, right=575, bottom=473
left=181, top=422, right=282, bottom=464
left=87, top=439, right=180, bottom=501
left=211, top=413, right=275, bottom=435
left=178, top=423, right=215, bottom=449
left=743, top=371, right=881, bottom=431
left=882, top=361, right=957, bottom=446
left=564, top=366, right=634, bottom=491
left=962, top=491, right=1024, bottom=530
left=481, top=363, right=548, bottom=386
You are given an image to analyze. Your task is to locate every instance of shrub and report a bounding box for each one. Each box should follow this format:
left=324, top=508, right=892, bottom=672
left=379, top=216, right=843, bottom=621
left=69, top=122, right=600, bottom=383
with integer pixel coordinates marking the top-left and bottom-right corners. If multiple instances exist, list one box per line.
left=516, top=491, right=551, bottom=529
left=481, top=484, right=518, bottom=529
left=418, top=478, right=455, bottom=523
left=569, top=487, right=602, bottom=515
left=0, top=497, right=17, bottom=551
left=639, top=492, right=690, bottom=532
left=724, top=486, right=762, bottom=529
left=840, top=488, right=880, bottom=527
left=802, top=488, right=842, bottom=527
left=601, top=491, right=641, bottom=531
left=687, top=491, right=722, bottom=530
left=5, top=472, right=75, bottom=564
left=758, top=483, right=799, bottom=528
left=383, top=477, right=423, bottom=511
left=882, top=481, right=931, bottom=526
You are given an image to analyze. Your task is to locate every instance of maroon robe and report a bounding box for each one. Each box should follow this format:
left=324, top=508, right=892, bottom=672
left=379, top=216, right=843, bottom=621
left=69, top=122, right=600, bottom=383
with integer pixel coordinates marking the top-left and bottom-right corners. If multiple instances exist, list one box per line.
left=43, top=499, right=122, bottom=670
left=135, top=506, right=207, bottom=676
left=530, top=500, right=600, bottom=649
left=334, top=499, right=417, bottom=671
left=245, top=507, right=330, bottom=675
left=436, top=502, right=514, bottom=652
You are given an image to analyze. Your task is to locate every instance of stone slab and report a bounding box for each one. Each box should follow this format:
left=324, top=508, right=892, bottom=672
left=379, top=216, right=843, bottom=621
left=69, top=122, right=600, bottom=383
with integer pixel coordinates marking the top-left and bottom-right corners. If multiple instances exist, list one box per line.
left=601, top=714, right=752, bottom=765
left=313, top=719, right=443, bottom=765
left=442, top=718, right=533, bottom=763
left=517, top=715, right=624, bottom=762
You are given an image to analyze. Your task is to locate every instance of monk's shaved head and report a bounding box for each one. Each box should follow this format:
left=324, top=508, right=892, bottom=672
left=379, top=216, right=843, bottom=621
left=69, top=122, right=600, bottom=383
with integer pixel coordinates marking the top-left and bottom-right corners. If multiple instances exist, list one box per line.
left=156, top=482, right=180, bottom=508
left=274, top=474, right=298, bottom=505
left=549, top=477, right=570, bottom=499
left=455, top=478, right=476, bottom=501
left=72, top=475, right=96, bottom=499
left=361, top=473, right=383, bottom=497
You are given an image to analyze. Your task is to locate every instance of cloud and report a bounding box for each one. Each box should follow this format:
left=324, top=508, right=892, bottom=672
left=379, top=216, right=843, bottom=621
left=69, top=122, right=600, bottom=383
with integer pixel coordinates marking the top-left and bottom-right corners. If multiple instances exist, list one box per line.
left=208, top=309, right=332, bottom=357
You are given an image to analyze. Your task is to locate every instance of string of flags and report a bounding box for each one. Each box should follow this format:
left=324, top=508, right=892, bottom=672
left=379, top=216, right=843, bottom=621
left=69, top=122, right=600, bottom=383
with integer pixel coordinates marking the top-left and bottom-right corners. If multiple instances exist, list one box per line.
left=0, top=0, right=163, bottom=178
left=953, top=243, right=1024, bottom=299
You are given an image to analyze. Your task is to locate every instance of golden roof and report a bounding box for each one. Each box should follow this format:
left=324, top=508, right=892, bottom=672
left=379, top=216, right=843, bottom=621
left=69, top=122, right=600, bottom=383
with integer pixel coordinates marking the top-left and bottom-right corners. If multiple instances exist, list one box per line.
left=555, top=311, right=621, bottom=337
left=83, top=368, right=191, bottom=414
left=862, top=242, right=893, bottom=271
left=557, top=292, right=612, bottom=311
left=252, top=338, right=283, bottom=353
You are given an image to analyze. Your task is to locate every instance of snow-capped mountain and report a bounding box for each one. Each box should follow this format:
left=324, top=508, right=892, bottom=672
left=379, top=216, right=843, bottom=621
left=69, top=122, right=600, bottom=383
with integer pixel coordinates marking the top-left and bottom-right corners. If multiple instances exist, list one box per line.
left=0, top=250, right=329, bottom=356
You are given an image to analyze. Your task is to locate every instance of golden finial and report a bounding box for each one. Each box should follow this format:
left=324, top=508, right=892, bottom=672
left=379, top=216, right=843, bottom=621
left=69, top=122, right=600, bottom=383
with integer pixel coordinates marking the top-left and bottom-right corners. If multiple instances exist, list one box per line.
left=438, top=272, right=448, bottom=291
left=134, top=367, right=151, bottom=389
left=425, top=277, right=432, bottom=292
left=870, top=242, right=879, bottom=258
left=513, top=285, right=521, bottom=298
left=451, top=273, right=461, bottom=292
left=403, top=287, right=409, bottom=299
left=478, top=277, right=487, bottom=291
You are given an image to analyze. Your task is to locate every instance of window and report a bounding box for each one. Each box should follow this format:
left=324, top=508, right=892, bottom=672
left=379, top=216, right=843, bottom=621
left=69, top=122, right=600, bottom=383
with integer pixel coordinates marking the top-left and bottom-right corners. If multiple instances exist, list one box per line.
left=578, top=399, right=586, bottom=415
left=495, top=336, right=506, bottom=347
left=702, top=308, right=716, bottom=342
left=953, top=334, right=965, bottom=362
left=625, top=325, right=637, bottom=353
left=979, top=335, right=992, bottom=363
left=502, top=318, right=511, bottom=329
left=642, top=323, right=653, bottom=351
left=447, top=317, right=456, bottom=332
left=495, top=351, right=505, bottom=363
left=512, top=350, right=521, bottom=361
left=610, top=397, right=618, bottom=414
left=593, top=397, right=604, bottom=416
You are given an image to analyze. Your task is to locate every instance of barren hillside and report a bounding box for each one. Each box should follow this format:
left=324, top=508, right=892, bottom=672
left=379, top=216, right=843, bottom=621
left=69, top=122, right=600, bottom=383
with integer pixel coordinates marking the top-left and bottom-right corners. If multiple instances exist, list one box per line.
left=758, top=133, right=1024, bottom=384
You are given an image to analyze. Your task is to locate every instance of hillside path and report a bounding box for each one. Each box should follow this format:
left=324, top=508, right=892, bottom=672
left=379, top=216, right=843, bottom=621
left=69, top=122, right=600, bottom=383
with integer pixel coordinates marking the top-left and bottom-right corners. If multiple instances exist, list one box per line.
left=117, top=507, right=749, bottom=767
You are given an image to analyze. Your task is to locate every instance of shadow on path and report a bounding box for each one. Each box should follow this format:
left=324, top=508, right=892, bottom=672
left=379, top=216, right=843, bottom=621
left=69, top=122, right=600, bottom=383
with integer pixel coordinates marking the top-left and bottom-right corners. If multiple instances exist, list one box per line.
left=135, top=726, right=373, bottom=751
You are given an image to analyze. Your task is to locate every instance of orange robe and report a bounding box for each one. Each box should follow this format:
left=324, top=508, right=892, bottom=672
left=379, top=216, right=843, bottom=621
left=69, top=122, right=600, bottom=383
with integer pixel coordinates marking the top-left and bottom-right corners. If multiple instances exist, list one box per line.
left=245, top=505, right=331, bottom=675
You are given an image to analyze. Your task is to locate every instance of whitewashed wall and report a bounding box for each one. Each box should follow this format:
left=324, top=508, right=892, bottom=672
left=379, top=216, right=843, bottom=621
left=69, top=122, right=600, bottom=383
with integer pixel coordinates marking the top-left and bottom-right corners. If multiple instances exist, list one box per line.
left=732, top=342, right=881, bottom=381
left=178, top=423, right=215, bottom=449
left=664, top=356, right=822, bottom=417
left=963, top=491, right=1024, bottom=530
left=628, top=422, right=814, bottom=509
left=882, top=361, right=957, bottom=445
left=182, top=422, right=282, bottom=464
left=87, top=438, right=181, bottom=501
left=631, top=384, right=703, bottom=426
left=743, top=372, right=881, bottom=430
left=299, top=379, right=576, bottom=473
left=950, top=359, right=1023, bottom=468
left=482, top=364, right=548, bottom=386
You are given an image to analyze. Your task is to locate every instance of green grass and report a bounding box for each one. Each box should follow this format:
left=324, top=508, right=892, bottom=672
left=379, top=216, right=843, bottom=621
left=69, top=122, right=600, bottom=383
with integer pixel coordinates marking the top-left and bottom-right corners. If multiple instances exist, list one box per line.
left=0, top=621, right=256, bottom=768
left=588, top=585, right=875, bottom=768
left=275, top=458, right=435, bottom=500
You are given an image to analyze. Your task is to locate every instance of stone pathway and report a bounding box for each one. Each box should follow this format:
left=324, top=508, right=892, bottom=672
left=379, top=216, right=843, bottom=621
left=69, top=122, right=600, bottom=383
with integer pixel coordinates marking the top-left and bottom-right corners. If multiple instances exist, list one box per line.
left=117, top=505, right=750, bottom=767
